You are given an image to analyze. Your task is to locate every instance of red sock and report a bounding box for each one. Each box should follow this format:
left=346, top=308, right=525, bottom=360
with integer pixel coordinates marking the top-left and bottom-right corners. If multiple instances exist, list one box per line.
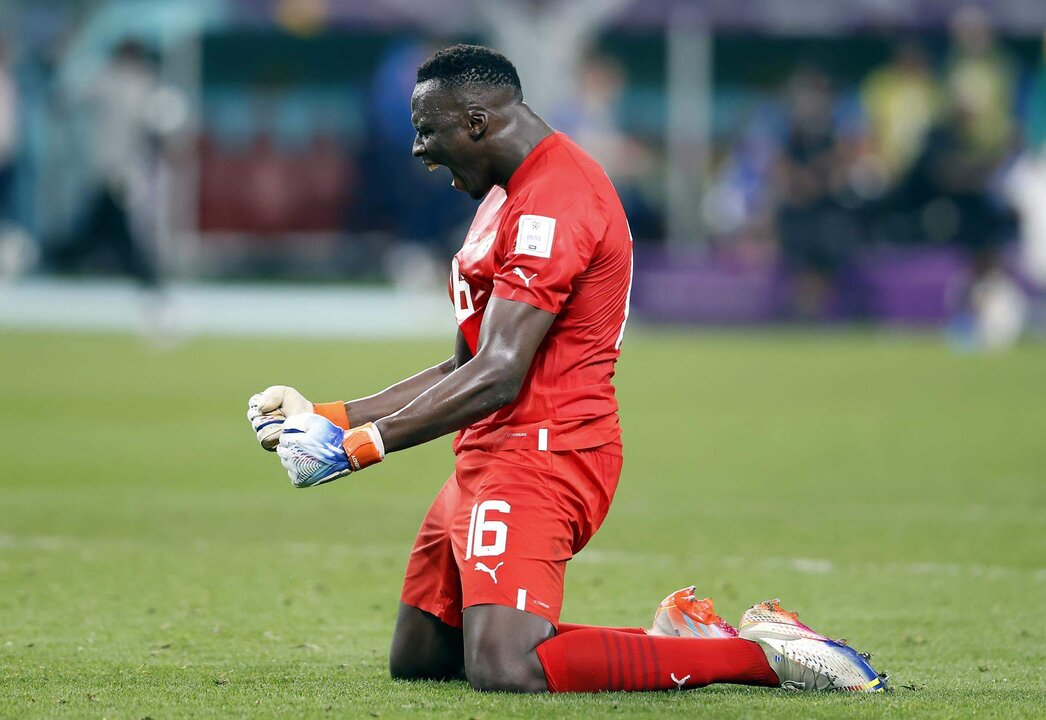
left=557, top=623, right=646, bottom=635
left=536, top=628, right=778, bottom=692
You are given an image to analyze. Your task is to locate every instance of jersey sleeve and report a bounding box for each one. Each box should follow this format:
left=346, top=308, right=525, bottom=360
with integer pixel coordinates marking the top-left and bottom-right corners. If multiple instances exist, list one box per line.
left=490, top=202, right=605, bottom=315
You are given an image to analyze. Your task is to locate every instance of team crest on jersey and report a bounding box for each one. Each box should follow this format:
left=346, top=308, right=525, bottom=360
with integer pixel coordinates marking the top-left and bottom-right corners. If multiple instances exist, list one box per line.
left=470, top=231, right=496, bottom=259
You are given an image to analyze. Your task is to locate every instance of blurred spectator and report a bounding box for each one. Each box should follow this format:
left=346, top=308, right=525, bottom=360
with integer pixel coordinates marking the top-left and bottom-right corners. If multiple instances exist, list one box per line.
left=363, top=39, right=475, bottom=289
left=0, top=37, right=36, bottom=282
left=774, top=65, right=862, bottom=319
left=928, top=6, right=1023, bottom=349
left=945, top=5, right=1016, bottom=162
left=552, top=53, right=661, bottom=241
left=43, top=40, right=186, bottom=288
left=0, top=39, right=16, bottom=225
left=901, top=102, right=1022, bottom=346
left=897, top=107, right=1011, bottom=250
left=861, top=39, right=942, bottom=185
left=554, top=53, right=628, bottom=174
left=701, top=108, right=780, bottom=260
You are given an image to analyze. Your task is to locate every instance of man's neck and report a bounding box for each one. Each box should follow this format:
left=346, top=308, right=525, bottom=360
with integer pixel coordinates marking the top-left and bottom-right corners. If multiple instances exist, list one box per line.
left=492, top=105, right=554, bottom=187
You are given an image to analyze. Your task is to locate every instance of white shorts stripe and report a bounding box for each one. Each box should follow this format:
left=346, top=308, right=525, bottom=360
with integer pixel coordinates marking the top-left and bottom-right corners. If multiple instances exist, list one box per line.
left=516, top=588, right=527, bottom=611
left=537, top=428, right=548, bottom=452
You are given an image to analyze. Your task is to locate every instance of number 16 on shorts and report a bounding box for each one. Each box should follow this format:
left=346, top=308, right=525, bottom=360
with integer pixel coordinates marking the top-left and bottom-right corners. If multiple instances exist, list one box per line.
left=465, top=500, right=511, bottom=559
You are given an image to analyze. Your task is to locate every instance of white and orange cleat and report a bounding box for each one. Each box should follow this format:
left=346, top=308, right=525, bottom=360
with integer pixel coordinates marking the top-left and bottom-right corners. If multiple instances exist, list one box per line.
left=649, top=586, right=738, bottom=639
left=738, top=599, right=887, bottom=692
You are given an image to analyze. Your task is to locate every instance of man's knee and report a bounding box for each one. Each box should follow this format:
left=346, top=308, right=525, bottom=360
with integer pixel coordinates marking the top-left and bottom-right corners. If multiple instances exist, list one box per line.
left=462, top=605, right=553, bottom=693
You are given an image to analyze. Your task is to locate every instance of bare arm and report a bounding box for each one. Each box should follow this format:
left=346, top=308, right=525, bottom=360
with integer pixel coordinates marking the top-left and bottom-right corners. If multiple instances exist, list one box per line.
left=375, top=297, right=555, bottom=453
left=343, top=332, right=474, bottom=426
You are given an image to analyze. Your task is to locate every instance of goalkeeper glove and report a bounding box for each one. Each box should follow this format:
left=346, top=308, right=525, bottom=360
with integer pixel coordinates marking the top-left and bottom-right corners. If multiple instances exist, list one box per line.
left=247, top=385, right=350, bottom=451
left=275, top=413, right=384, bottom=488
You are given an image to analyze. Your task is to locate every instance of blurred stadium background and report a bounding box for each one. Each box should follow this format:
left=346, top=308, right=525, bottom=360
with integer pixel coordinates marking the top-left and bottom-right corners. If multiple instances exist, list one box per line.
left=1, top=0, right=1045, bottom=344
left=2, top=2, right=1046, bottom=718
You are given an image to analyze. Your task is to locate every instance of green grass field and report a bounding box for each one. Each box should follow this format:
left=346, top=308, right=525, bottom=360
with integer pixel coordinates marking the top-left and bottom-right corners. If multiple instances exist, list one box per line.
left=2, top=328, right=1044, bottom=718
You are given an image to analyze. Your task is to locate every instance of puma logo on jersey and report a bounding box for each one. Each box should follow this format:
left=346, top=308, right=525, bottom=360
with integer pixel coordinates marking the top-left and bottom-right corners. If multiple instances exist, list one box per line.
left=512, top=268, right=538, bottom=287
left=670, top=672, right=691, bottom=690
left=474, top=561, right=504, bottom=584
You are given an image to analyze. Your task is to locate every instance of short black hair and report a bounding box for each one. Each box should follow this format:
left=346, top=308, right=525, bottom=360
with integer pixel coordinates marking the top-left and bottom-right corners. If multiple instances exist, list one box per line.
left=416, top=44, right=522, bottom=98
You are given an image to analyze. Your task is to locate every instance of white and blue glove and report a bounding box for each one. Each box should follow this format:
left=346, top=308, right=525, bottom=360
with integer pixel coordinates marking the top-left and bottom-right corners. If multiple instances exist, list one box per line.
left=275, top=413, right=386, bottom=488
left=275, top=413, right=351, bottom=488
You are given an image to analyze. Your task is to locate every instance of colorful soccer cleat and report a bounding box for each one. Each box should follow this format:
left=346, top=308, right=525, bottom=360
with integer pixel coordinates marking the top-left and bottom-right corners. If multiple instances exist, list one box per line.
left=738, top=599, right=887, bottom=692
left=649, top=586, right=738, bottom=639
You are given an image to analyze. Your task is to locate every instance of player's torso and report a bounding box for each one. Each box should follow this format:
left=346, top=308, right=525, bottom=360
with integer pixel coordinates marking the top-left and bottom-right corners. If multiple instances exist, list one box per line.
left=448, top=134, right=633, bottom=453
left=450, top=188, right=509, bottom=353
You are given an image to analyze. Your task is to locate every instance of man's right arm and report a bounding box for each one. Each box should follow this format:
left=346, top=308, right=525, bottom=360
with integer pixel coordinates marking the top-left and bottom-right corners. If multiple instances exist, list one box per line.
left=344, top=331, right=473, bottom=425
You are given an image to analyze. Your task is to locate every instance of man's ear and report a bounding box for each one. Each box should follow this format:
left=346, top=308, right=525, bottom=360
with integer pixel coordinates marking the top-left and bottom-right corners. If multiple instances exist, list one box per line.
left=468, top=109, right=488, bottom=140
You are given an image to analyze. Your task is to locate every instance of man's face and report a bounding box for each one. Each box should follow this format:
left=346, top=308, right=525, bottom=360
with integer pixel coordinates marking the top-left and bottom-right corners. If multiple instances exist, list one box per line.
left=410, top=80, right=492, bottom=200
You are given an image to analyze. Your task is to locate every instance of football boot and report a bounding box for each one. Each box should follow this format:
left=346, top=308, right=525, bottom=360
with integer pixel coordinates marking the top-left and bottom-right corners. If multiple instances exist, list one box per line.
left=649, top=585, right=738, bottom=638
left=738, top=599, right=887, bottom=692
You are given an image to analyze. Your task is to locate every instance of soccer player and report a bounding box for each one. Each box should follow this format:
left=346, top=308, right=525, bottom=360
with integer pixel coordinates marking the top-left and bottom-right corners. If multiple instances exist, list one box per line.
left=247, top=44, right=885, bottom=694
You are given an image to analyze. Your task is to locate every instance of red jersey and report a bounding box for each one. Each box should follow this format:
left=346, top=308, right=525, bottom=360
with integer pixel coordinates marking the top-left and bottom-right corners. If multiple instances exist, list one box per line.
left=449, top=132, right=633, bottom=453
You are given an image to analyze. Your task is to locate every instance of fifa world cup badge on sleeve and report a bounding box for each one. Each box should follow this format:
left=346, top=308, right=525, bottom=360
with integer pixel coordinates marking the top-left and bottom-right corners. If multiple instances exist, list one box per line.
left=515, top=215, right=556, bottom=258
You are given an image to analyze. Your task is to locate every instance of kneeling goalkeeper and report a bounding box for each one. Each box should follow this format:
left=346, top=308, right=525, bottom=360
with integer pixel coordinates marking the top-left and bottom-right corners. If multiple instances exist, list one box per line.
left=247, top=44, right=885, bottom=694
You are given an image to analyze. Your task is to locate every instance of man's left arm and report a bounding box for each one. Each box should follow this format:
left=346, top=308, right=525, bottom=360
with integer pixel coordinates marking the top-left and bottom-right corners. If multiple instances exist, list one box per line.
left=375, top=296, right=554, bottom=453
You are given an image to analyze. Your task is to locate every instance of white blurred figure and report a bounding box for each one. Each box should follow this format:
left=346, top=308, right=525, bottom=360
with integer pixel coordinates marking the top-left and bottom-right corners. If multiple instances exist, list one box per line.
left=1004, top=30, right=1046, bottom=333
left=861, top=40, right=943, bottom=185
left=0, top=38, right=38, bottom=283
left=948, top=252, right=1028, bottom=353
left=48, top=40, right=188, bottom=344
left=970, top=268, right=1027, bottom=350
left=1005, top=152, right=1046, bottom=290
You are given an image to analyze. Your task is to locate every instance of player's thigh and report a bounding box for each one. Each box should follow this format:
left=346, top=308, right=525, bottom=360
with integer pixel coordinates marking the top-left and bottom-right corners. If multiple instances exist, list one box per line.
left=389, top=602, right=464, bottom=681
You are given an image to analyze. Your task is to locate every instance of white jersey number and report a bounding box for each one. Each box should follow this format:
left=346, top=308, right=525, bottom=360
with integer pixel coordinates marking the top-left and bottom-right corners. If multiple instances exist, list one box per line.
left=464, top=500, right=511, bottom=559
left=451, top=257, right=476, bottom=325
left=615, top=227, right=634, bottom=350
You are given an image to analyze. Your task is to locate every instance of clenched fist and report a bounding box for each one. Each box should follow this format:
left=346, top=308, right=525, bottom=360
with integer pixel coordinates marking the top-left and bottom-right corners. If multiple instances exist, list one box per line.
left=246, top=385, right=313, bottom=450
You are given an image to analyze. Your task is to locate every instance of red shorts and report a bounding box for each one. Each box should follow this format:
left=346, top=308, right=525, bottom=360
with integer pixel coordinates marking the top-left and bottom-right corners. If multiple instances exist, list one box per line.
left=400, top=443, right=622, bottom=628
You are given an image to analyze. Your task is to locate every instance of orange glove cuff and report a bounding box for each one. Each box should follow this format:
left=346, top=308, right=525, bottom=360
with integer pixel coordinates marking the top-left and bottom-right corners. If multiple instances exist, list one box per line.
left=313, top=401, right=350, bottom=430
left=342, top=423, right=385, bottom=471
